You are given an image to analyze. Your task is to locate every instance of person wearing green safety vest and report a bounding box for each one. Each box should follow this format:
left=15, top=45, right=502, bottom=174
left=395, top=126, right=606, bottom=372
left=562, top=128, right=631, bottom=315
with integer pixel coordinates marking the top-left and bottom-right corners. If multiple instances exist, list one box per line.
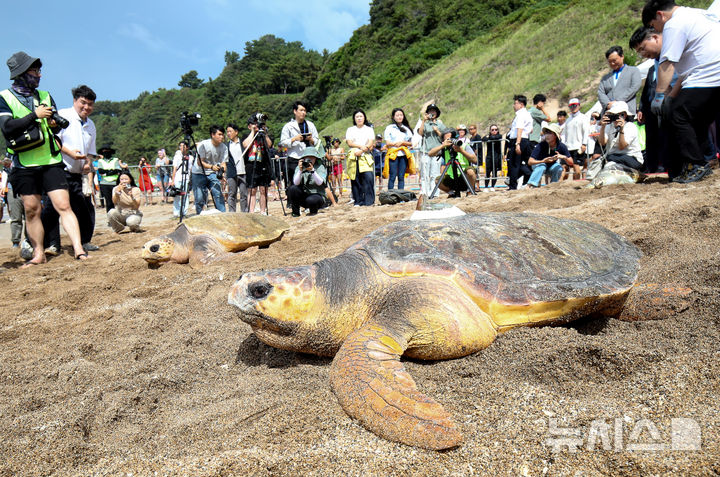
left=96, top=145, right=127, bottom=213
left=428, top=127, right=478, bottom=198
left=0, top=51, right=88, bottom=266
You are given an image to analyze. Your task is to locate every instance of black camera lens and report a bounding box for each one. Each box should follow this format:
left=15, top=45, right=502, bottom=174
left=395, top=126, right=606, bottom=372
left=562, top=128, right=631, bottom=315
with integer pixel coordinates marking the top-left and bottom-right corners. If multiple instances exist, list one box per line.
left=51, top=109, right=70, bottom=129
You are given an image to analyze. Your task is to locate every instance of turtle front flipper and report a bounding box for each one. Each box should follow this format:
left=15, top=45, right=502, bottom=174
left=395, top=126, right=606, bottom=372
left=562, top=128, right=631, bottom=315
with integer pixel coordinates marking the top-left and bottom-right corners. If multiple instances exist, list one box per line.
left=330, top=323, right=463, bottom=450
left=188, top=234, right=231, bottom=267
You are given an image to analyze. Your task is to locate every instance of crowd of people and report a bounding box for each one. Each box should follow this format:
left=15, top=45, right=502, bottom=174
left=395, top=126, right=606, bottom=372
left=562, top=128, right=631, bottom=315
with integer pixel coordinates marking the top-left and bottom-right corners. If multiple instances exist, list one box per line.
left=2, top=0, right=718, bottom=267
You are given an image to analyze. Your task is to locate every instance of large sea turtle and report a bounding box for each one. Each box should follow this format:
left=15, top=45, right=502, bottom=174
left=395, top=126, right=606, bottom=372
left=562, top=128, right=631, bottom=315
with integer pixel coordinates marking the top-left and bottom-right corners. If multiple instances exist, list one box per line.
left=228, top=213, right=642, bottom=450
left=142, top=213, right=289, bottom=266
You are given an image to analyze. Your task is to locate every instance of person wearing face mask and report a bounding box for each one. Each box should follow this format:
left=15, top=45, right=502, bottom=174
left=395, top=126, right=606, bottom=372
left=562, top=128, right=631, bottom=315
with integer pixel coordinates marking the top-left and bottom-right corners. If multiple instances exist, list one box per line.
left=107, top=171, right=143, bottom=233
left=0, top=52, right=88, bottom=265
left=526, top=124, right=570, bottom=187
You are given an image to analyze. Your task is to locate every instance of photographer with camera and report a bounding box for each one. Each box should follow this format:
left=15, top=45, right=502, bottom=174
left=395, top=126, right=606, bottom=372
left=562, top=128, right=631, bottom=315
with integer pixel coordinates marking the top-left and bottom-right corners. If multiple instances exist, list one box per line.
left=280, top=101, right=318, bottom=207
left=288, top=147, right=329, bottom=217
left=595, top=101, right=644, bottom=172
left=243, top=113, right=273, bottom=215
left=428, top=127, right=477, bottom=197
left=107, top=171, right=143, bottom=233
left=192, top=125, right=227, bottom=214
left=0, top=51, right=88, bottom=265
left=169, top=140, right=193, bottom=218
left=416, top=102, right=446, bottom=196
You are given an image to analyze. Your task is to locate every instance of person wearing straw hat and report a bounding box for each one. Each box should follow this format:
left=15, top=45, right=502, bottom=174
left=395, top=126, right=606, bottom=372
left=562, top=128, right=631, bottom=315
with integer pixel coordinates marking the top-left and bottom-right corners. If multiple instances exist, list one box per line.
left=527, top=123, right=569, bottom=187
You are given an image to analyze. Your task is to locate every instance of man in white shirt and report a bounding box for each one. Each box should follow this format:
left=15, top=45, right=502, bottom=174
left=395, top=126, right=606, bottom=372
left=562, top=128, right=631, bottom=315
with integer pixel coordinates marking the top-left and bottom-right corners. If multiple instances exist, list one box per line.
left=643, top=0, right=720, bottom=182
left=279, top=101, right=318, bottom=206
left=507, top=94, right=533, bottom=189
left=563, top=98, right=589, bottom=179
left=41, top=85, right=97, bottom=252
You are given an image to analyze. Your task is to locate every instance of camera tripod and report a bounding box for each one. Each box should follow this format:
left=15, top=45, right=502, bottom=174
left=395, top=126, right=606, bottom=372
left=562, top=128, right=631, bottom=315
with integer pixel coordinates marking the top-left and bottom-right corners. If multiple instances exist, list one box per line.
left=176, top=152, right=190, bottom=223
left=429, top=149, right=477, bottom=199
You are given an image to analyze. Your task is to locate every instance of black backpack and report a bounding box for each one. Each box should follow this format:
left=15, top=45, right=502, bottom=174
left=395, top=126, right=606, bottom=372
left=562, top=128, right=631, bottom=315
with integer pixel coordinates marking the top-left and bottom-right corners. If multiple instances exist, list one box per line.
left=378, top=189, right=417, bottom=205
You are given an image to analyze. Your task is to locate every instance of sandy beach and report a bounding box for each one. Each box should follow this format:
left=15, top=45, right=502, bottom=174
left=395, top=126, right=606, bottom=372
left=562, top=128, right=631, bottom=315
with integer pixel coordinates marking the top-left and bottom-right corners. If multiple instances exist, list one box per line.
left=1, top=174, right=718, bottom=476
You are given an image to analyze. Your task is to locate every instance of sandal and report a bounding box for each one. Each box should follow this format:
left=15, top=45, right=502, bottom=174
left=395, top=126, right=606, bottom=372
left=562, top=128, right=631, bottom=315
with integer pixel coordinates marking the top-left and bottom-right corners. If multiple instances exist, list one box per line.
left=75, top=253, right=89, bottom=261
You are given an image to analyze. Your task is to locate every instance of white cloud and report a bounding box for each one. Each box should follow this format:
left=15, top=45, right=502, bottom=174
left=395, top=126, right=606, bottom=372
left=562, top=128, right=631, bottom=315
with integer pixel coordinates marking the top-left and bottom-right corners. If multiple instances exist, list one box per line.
left=118, top=23, right=168, bottom=53
left=224, top=0, right=369, bottom=52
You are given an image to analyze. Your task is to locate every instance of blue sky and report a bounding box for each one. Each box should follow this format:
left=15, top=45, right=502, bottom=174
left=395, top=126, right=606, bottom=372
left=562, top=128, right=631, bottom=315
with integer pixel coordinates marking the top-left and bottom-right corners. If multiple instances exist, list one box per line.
left=1, top=0, right=370, bottom=108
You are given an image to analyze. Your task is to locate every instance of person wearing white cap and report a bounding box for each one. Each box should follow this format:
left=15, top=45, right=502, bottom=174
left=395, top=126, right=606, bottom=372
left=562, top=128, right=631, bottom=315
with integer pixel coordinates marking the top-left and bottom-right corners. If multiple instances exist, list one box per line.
left=562, top=98, right=589, bottom=179
left=597, top=101, right=644, bottom=171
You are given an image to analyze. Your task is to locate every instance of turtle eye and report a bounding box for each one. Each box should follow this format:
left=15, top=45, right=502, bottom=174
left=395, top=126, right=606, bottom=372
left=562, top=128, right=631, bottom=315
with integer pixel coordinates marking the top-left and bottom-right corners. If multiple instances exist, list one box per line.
left=249, top=281, right=273, bottom=300
left=149, top=244, right=160, bottom=253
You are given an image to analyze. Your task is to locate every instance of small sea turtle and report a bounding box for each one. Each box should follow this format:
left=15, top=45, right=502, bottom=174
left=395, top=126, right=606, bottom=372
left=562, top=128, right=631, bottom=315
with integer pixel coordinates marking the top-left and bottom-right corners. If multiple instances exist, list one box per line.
left=142, top=213, right=289, bottom=266
left=228, top=213, right=641, bottom=450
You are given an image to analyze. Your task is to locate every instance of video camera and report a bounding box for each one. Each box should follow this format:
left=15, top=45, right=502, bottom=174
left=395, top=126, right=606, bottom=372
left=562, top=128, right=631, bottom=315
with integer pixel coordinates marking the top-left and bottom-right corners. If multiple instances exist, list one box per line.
left=249, top=112, right=268, bottom=128
left=323, top=135, right=333, bottom=150
left=180, top=111, right=201, bottom=135
left=606, top=113, right=620, bottom=122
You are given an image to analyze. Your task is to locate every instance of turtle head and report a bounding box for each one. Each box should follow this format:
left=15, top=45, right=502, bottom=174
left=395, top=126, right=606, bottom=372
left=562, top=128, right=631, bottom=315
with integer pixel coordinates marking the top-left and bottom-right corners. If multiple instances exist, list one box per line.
left=229, top=265, right=333, bottom=353
left=142, top=237, right=175, bottom=264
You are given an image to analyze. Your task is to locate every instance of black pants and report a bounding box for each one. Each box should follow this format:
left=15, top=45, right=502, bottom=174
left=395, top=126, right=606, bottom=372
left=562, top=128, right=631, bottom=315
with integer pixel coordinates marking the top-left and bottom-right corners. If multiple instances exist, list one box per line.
left=100, top=183, right=115, bottom=213
left=606, top=153, right=644, bottom=171
left=42, top=172, right=94, bottom=247
left=287, top=185, right=325, bottom=215
left=284, top=158, right=299, bottom=208
left=507, top=138, right=531, bottom=190
left=669, top=86, right=720, bottom=172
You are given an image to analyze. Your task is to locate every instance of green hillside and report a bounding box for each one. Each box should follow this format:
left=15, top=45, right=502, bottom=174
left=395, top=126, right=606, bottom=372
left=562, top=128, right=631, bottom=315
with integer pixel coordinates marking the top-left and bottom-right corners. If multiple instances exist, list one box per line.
left=321, top=0, right=709, bottom=140
left=321, top=0, right=645, bottom=139
left=89, top=0, right=708, bottom=160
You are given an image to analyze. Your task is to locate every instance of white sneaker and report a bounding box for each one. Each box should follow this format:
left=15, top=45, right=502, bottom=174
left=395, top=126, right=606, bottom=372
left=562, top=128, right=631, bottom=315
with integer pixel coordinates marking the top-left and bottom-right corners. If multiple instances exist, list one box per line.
left=20, top=240, right=34, bottom=260
left=44, top=245, right=60, bottom=256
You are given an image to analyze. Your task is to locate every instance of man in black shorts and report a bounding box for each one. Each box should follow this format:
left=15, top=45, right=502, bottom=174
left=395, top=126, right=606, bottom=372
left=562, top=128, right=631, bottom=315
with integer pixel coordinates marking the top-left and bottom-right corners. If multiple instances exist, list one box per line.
left=0, top=51, right=87, bottom=266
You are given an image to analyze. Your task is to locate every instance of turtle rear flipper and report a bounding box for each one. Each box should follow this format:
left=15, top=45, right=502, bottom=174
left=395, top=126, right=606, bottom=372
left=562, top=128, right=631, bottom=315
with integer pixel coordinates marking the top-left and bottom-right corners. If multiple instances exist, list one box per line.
left=189, top=235, right=232, bottom=267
